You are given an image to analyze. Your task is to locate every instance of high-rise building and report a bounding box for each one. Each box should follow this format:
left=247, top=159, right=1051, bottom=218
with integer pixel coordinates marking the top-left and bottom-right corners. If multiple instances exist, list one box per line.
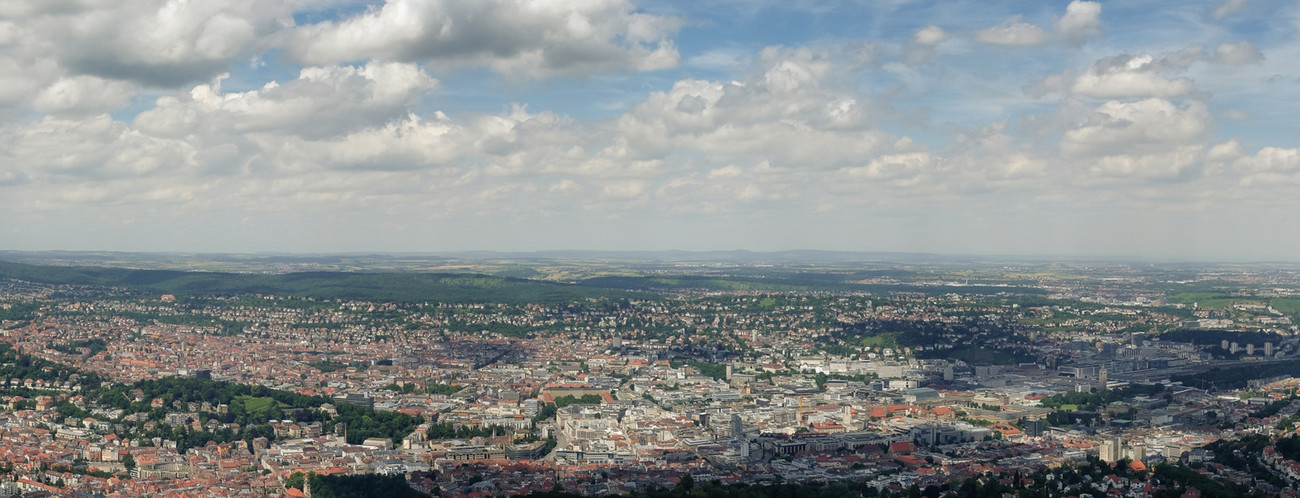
left=1100, top=436, right=1123, bottom=463
left=1266, top=342, right=1274, bottom=357
left=1024, top=419, right=1045, bottom=438
left=731, top=413, right=743, bottom=441
left=1128, top=443, right=1146, bottom=461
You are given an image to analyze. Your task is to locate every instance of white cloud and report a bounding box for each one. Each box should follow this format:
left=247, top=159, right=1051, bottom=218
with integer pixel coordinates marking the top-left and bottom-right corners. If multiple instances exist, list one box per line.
left=0, top=114, right=198, bottom=184
left=976, top=1, right=1101, bottom=46
left=1207, top=140, right=1245, bottom=163
left=1028, top=48, right=1207, bottom=99
left=284, top=0, right=682, bottom=79
left=842, top=152, right=934, bottom=187
left=974, top=19, right=1049, bottom=46
left=21, top=0, right=293, bottom=86
left=1228, top=147, right=1300, bottom=190
left=1234, top=147, right=1300, bottom=174
left=133, top=62, right=437, bottom=140
left=707, top=165, right=743, bottom=179
left=1056, top=1, right=1102, bottom=43
left=1085, top=146, right=1204, bottom=181
left=914, top=25, right=948, bottom=46
left=612, top=49, right=895, bottom=172
left=600, top=180, right=648, bottom=200
left=1214, top=41, right=1264, bottom=65
left=904, top=25, right=947, bottom=64
left=1211, top=0, right=1248, bottom=20
left=1061, top=98, right=1210, bottom=156
left=1070, top=53, right=1197, bottom=98
left=32, top=76, right=137, bottom=117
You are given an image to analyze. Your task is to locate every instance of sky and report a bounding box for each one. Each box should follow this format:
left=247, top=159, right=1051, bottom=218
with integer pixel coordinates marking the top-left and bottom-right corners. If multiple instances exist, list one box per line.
left=1, top=0, right=1298, bottom=261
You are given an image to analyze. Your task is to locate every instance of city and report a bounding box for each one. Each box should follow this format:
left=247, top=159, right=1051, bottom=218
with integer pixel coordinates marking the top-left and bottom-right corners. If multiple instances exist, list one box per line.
left=0, top=255, right=1298, bottom=497
left=2, top=0, right=1298, bottom=496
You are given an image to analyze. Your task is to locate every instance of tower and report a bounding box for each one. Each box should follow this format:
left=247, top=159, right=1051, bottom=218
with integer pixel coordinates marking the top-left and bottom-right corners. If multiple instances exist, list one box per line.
left=730, top=413, right=743, bottom=441
left=1266, top=342, right=1274, bottom=357
left=1098, top=368, right=1108, bottom=390
left=1100, top=436, right=1123, bottom=463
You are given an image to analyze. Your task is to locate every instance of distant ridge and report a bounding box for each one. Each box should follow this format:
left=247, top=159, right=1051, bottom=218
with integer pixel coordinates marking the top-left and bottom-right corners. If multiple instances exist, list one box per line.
left=0, top=260, right=630, bottom=303
left=0, top=258, right=1048, bottom=302
left=0, top=248, right=1129, bottom=266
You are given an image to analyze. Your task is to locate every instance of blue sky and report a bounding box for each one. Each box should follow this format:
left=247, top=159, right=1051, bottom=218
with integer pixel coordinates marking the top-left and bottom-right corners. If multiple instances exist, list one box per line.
left=0, top=0, right=1298, bottom=260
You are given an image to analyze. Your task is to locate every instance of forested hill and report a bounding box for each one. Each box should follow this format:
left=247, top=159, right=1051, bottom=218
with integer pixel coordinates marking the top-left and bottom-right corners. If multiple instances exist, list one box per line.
left=579, top=275, right=1047, bottom=296
left=0, top=260, right=632, bottom=304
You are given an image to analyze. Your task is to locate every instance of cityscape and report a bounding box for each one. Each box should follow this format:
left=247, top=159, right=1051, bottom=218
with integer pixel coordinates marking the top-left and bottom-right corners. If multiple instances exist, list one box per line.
left=0, top=254, right=1298, bottom=496
left=2, top=0, right=1300, bottom=496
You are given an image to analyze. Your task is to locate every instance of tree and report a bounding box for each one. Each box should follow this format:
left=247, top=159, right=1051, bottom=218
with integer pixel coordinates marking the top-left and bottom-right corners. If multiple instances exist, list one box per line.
left=677, top=473, right=695, bottom=493
left=285, top=471, right=306, bottom=490
left=122, top=453, right=135, bottom=471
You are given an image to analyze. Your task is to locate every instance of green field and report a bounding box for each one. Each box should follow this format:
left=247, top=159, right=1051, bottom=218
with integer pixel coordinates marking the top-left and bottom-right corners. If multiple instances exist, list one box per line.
left=855, top=333, right=899, bottom=349
left=236, top=395, right=280, bottom=412
left=1270, top=297, right=1300, bottom=315
left=1169, top=292, right=1236, bottom=310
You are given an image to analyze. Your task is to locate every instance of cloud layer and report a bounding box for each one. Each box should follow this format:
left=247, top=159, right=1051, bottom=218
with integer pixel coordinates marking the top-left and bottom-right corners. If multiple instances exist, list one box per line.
left=0, top=0, right=1297, bottom=260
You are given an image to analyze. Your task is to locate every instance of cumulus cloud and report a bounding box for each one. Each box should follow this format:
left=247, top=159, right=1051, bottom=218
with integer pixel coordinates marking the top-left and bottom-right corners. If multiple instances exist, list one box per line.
left=611, top=47, right=897, bottom=172
left=1214, top=41, right=1264, bottom=65
left=976, top=1, right=1101, bottom=46
left=1028, top=48, right=1207, bottom=99
left=284, top=0, right=682, bottom=79
left=133, top=61, right=438, bottom=140
left=1228, top=147, right=1300, bottom=191
left=904, top=25, right=948, bottom=64
left=914, top=25, right=948, bottom=46
left=1061, top=98, right=1210, bottom=156
left=938, top=122, right=1044, bottom=188
left=1070, top=53, right=1198, bottom=98
left=842, top=152, right=934, bottom=187
left=19, top=0, right=293, bottom=86
left=32, top=76, right=138, bottom=117
left=974, top=18, right=1050, bottom=46
left=1085, top=145, right=1204, bottom=182
left=1233, top=147, right=1300, bottom=175
left=0, top=115, right=198, bottom=183
left=1056, top=1, right=1102, bottom=43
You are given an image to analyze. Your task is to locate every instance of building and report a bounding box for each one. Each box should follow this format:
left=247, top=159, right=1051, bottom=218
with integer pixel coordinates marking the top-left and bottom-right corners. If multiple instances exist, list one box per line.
left=505, top=441, right=549, bottom=460
left=1099, top=436, right=1123, bottom=463
left=1024, top=419, right=1045, bottom=438
left=333, top=393, right=374, bottom=409
left=902, top=388, right=940, bottom=403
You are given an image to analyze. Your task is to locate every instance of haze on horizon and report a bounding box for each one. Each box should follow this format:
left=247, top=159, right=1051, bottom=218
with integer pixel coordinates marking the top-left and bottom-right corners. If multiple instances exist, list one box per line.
left=0, top=0, right=1297, bottom=262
